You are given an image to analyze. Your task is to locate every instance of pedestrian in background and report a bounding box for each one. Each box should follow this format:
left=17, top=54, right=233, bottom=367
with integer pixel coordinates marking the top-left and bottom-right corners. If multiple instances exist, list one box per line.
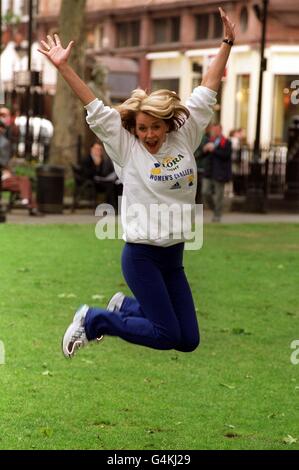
left=201, top=124, right=232, bottom=222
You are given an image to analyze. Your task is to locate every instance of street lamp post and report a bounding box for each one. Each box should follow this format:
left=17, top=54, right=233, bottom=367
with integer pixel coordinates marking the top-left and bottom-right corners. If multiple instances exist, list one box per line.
left=245, top=0, right=269, bottom=212
left=24, top=0, right=33, bottom=160
left=0, top=0, right=7, bottom=223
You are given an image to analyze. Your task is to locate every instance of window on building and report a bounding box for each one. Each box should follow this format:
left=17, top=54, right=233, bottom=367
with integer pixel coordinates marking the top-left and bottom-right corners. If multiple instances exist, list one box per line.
left=195, top=14, right=209, bottom=40
left=116, top=21, right=140, bottom=48
left=195, top=11, right=225, bottom=41
left=214, top=81, right=223, bottom=124
left=85, top=25, right=105, bottom=50
left=117, top=23, right=128, bottom=48
left=212, top=12, right=223, bottom=38
left=86, top=29, right=96, bottom=48
left=131, top=21, right=140, bottom=46
left=153, top=17, right=180, bottom=44
left=151, top=78, right=179, bottom=94
left=5, top=0, right=38, bottom=17
left=240, top=6, right=248, bottom=33
left=192, top=65, right=222, bottom=121
left=153, top=19, right=166, bottom=43
left=272, top=75, right=299, bottom=144
left=21, top=0, right=29, bottom=15
left=19, top=0, right=38, bottom=16
left=170, top=17, right=180, bottom=42
left=96, top=24, right=105, bottom=49
left=235, top=74, right=250, bottom=131
left=191, top=62, right=203, bottom=90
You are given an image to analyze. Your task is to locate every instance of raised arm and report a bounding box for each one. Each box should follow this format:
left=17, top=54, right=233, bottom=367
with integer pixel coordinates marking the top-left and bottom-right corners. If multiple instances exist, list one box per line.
left=201, top=7, right=236, bottom=92
left=38, top=34, right=96, bottom=106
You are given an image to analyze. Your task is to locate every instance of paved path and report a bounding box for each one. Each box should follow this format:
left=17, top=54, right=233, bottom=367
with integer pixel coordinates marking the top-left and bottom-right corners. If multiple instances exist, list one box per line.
left=3, top=208, right=299, bottom=225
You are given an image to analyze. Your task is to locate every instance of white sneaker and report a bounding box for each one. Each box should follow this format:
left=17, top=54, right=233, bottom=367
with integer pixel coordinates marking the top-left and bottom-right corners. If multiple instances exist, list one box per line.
left=62, top=305, right=103, bottom=358
left=106, top=292, right=125, bottom=312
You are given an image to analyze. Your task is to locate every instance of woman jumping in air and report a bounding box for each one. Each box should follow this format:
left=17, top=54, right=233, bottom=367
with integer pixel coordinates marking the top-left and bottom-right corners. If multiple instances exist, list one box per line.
left=39, top=7, right=235, bottom=358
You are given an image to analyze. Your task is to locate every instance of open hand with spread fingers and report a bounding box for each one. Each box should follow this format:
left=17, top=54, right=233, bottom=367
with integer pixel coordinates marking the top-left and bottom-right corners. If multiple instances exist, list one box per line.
left=38, top=34, right=74, bottom=68
left=219, top=7, right=236, bottom=44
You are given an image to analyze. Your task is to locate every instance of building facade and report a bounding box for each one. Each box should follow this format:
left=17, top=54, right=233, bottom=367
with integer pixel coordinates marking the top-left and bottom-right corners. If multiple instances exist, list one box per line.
left=2, top=0, right=299, bottom=146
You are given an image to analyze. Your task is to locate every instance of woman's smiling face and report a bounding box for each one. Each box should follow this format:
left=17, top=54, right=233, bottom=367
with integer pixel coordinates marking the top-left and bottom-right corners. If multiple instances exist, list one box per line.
left=135, top=112, right=169, bottom=154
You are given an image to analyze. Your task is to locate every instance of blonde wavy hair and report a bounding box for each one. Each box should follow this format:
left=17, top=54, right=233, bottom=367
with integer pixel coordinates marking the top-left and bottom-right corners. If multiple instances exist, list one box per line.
left=116, top=88, right=190, bottom=133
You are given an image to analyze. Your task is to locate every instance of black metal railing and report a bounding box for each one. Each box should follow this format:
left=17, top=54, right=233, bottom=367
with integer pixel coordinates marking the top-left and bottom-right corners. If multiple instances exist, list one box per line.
left=232, top=144, right=287, bottom=196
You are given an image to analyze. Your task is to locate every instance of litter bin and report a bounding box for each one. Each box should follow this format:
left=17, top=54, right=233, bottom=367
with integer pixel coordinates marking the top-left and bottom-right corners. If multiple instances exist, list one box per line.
left=36, top=165, right=65, bottom=213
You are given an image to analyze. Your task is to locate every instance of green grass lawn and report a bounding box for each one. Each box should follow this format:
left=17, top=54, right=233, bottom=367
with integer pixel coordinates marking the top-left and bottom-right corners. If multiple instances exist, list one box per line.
left=0, top=223, right=298, bottom=450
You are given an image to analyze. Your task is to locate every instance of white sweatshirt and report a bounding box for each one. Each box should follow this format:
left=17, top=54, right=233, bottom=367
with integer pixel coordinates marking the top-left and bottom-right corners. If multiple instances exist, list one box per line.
left=85, top=86, right=217, bottom=246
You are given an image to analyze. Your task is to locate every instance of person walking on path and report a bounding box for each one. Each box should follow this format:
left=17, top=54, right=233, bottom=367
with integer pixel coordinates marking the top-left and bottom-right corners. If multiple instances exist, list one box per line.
left=39, top=7, right=235, bottom=357
left=201, top=124, right=232, bottom=222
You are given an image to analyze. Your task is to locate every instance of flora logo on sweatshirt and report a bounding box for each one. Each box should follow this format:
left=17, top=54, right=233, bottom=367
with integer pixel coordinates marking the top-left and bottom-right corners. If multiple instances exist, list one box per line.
left=161, top=154, right=184, bottom=171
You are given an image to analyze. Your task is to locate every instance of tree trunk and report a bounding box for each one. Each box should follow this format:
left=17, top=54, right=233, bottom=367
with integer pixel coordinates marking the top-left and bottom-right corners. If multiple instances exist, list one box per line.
left=49, top=0, right=86, bottom=171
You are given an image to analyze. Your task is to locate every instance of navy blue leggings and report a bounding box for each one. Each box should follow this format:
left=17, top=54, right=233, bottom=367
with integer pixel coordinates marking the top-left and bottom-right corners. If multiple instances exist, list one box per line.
left=84, top=242, right=200, bottom=352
